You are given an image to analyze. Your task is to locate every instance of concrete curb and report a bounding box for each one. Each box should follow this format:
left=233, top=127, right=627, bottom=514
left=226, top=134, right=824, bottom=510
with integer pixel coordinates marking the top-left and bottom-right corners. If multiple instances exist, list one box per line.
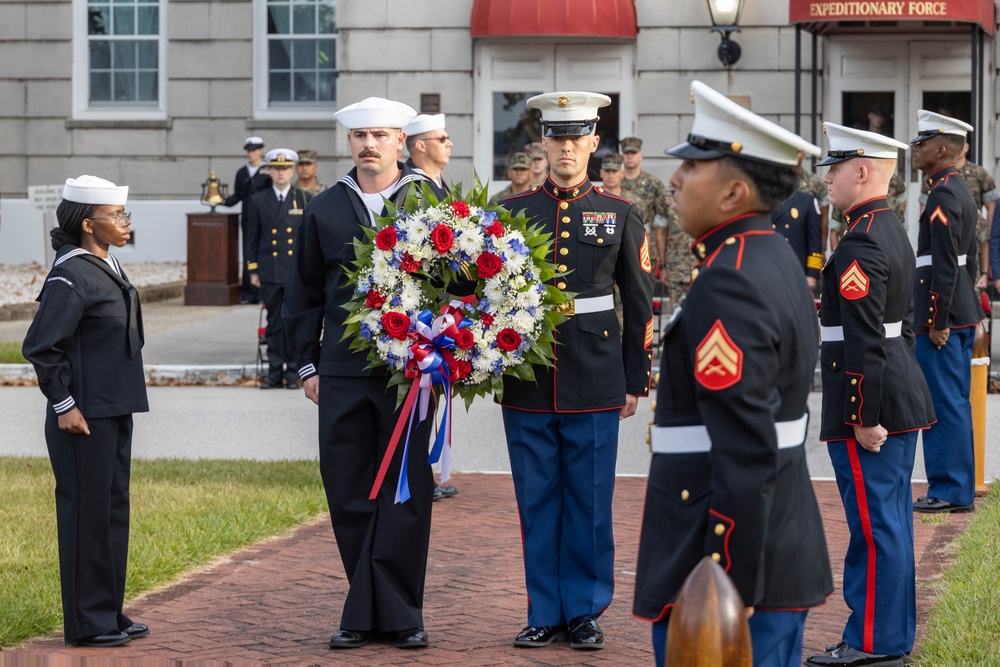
left=0, top=282, right=186, bottom=322
left=0, top=364, right=261, bottom=386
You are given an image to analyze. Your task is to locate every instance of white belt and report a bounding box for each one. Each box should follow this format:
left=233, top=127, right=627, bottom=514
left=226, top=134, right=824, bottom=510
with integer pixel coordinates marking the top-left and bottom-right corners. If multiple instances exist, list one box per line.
left=821, top=321, right=901, bottom=342
left=650, top=414, right=808, bottom=454
left=916, top=254, right=966, bottom=268
left=556, top=294, right=614, bottom=316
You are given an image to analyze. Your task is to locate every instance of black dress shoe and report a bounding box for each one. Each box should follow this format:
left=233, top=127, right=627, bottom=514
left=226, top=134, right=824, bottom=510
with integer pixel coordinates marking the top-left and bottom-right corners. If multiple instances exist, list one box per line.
left=432, top=484, right=459, bottom=501
left=68, top=630, right=131, bottom=647
left=259, top=378, right=283, bottom=389
left=121, top=622, right=149, bottom=639
left=806, top=642, right=905, bottom=666
left=569, top=616, right=604, bottom=650
left=393, top=627, right=428, bottom=648
left=913, top=497, right=974, bottom=513
left=514, top=624, right=569, bottom=647
left=329, top=629, right=375, bottom=648
left=285, top=378, right=300, bottom=389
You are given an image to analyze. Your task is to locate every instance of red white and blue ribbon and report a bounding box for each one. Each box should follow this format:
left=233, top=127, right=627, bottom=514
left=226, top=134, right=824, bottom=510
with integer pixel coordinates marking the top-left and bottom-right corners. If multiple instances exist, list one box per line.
left=369, top=302, right=472, bottom=504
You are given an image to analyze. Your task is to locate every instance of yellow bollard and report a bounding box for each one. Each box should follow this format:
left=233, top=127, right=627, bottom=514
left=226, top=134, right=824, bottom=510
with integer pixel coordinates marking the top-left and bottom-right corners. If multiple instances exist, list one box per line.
left=971, top=321, right=990, bottom=497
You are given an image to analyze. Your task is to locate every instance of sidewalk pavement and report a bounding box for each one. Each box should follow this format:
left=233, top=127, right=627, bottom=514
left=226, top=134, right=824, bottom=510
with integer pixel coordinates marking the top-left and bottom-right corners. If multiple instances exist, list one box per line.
left=1, top=475, right=973, bottom=666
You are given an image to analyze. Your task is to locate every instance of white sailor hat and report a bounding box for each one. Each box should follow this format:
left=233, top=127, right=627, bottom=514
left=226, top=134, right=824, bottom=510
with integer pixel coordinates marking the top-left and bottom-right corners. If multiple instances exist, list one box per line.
left=403, top=113, right=446, bottom=137
left=243, top=136, right=265, bottom=150
left=910, top=109, right=974, bottom=144
left=667, top=81, right=820, bottom=167
left=63, top=175, right=128, bottom=206
left=265, top=148, right=298, bottom=167
left=817, top=122, right=909, bottom=166
left=333, top=97, right=417, bottom=130
left=527, top=91, right=611, bottom=137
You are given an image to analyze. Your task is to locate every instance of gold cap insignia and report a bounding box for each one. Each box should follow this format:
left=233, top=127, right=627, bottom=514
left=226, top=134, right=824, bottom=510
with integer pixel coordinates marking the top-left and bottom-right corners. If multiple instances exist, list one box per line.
left=557, top=96, right=570, bottom=108
left=731, top=142, right=742, bottom=153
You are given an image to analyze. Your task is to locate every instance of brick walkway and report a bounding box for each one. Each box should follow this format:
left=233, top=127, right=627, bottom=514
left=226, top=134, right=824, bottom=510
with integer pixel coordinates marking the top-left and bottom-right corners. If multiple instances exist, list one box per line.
left=2, top=475, right=972, bottom=666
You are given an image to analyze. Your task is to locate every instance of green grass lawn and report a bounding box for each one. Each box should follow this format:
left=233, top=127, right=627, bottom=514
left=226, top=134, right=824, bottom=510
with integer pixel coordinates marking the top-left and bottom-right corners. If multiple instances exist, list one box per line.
left=0, top=341, right=27, bottom=364
left=914, top=485, right=1000, bottom=662
left=0, top=456, right=327, bottom=648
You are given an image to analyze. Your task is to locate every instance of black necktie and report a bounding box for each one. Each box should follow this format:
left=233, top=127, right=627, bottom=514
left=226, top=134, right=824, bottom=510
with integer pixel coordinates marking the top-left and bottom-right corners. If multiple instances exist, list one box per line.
left=278, top=194, right=283, bottom=202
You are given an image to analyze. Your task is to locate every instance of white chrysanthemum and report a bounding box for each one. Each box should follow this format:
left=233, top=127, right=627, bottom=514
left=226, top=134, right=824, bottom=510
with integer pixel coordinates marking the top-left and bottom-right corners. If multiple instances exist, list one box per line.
left=483, top=280, right=506, bottom=305
left=473, top=347, right=502, bottom=373
left=502, top=252, right=528, bottom=275
left=388, top=338, right=411, bottom=362
left=457, top=230, right=484, bottom=256
left=514, top=288, right=541, bottom=309
left=399, top=281, right=423, bottom=312
left=363, top=311, right=383, bottom=331
left=512, top=310, right=536, bottom=333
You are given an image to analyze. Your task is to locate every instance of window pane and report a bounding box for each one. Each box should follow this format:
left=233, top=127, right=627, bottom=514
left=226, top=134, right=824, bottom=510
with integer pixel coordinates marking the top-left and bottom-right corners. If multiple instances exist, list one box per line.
left=88, top=7, right=111, bottom=35
left=294, top=71, right=316, bottom=101
left=137, top=6, right=158, bottom=34
left=316, top=71, right=336, bottom=101
left=137, top=40, right=157, bottom=68
left=492, top=92, right=542, bottom=181
left=268, top=4, right=290, bottom=34
left=269, top=72, right=291, bottom=102
left=90, top=72, right=111, bottom=101
left=113, top=40, right=136, bottom=69
left=138, top=71, right=157, bottom=101
left=269, top=39, right=291, bottom=69
left=318, top=2, right=335, bottom=33
left=90, top=40, right=111, bottom=69
left=113, top=6, right=135, bottom=34
left=292, top=40, right=314, bottom=69
left=292, top=3, right=315, bottom=34
left=114, top=71, right=136, bottom=100
left=317, top=38, right=334, bottom=69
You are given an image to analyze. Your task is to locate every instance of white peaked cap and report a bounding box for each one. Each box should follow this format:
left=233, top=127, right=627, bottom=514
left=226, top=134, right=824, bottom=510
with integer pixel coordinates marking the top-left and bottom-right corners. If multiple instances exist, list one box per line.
left=403, top=114, right=446, bottom=136
left=817, top=122, right=909, bottom=166
left=666, top=80, right=820, bottom=167
left=911, top=109, right=974, bottom=143
left=63, top=175, right=128, bottom=206
left=265, top=148, right=299, bottom=166
left=527, top=91, right=611, bottom=136
left=334, top=97, right=417, bottom=130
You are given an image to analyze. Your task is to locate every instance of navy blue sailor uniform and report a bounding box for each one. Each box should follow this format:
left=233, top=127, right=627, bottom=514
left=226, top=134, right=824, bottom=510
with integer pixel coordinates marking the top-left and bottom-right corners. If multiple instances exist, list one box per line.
left=404, top=157, right=448, bottom=200
left=634, top=212, right=833, bottom=632
left=246, top=185, right=309, bottom=385
left=771, top=190, right=823, bottom=281
left=224, top=164, right=272, bottom=302
left=281, top=162, right=442, bottom=634
left=499, top=177, right=654, bottom=627
left=22, top=246, right=149, bottom=644
left=914, top=164, right=981, bottom=508
left=819, top=198, right=935, bottom=657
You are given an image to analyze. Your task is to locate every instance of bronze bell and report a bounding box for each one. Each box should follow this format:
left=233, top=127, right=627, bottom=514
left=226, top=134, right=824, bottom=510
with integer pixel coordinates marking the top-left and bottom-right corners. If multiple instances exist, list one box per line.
left=200, top=170, right=229, bottom=212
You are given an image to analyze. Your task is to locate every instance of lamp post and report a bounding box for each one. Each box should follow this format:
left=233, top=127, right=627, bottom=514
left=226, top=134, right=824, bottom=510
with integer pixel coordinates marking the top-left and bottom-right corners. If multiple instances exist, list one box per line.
left=707, top=0, right=746, bottom=67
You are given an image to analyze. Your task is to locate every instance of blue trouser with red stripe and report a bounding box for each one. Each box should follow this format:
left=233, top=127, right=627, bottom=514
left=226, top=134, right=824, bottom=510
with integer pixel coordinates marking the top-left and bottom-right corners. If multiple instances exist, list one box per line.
left=916, top=327, right=976, bottom=506
left=653, top=610, right=808, bottom=667
left=828, top=434, right=917, bottom=656
left=502, top=407, right=618, bottom=627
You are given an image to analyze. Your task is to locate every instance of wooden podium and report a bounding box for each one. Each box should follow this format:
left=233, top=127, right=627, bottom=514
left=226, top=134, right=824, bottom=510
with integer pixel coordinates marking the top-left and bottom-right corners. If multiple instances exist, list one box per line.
left=185, top=212, right=241, bottom=306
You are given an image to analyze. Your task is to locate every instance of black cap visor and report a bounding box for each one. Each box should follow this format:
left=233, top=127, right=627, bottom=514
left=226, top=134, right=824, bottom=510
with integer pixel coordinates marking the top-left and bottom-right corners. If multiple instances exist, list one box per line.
left=543, top=119, right=598, bottom=137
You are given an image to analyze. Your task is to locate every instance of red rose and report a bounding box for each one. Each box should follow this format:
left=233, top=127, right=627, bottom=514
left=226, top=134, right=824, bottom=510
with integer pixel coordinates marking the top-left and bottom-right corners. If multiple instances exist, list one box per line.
left=480, top=312, right=494, bottom=328
left=485, top=221, right=505, bottom=237
left=365, top=290, right=386, bottom=309
left=400, top=252, right=420, bottom=273
left=496, top=328, right=522, bottom=352
left=431, top=224, right=454, bottom=254
left=456, top=359, right=472, bottom=380
left=375, top=226, right=397, bottom=250
left=451, top=201, right=471, bottom=218
left=454, top=328, right=475, bottom=350
left=476, top=252, right=503, bottom=279
left=381, top=312, right=411, bottom=340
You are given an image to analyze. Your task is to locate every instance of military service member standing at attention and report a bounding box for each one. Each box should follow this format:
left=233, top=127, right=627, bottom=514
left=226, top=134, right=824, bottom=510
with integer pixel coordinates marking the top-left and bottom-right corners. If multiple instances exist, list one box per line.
left=525, top=141, right=549, bottom=187
left=499, top=91, right=653, bottom=651
left=293, top=149, right=327, bottom=197
left=224, top=136, right=272, bottom=304
left=798, top=150, right=831, bottom=254
left=910, top=111, right=982, bottom=515
left=597, top=152, right=624, bottom=195
left=633, top=81, right=832, bottom=667
left=488, top=151, right=532, bottom=205
left=246, top=148, right=307, bottom=389
left=404, top=113, right=452, bottom=200
left=805, top=123, right=935, bottom=667
left=282, top=98, right=440, bottom=651
left=771, top=182, right=824, bottom=289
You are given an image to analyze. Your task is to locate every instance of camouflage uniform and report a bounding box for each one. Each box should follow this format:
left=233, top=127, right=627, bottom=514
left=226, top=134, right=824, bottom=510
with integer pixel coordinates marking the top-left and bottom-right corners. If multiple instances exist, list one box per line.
left=294, top=179, right=328, bottom=199
left=831, top=172, right=906, bottom=235
left=623, top=172, right=693, bottom=304
left=919, top=161, right=997, bottom=242
left=799, top=169, right=829, bottom=208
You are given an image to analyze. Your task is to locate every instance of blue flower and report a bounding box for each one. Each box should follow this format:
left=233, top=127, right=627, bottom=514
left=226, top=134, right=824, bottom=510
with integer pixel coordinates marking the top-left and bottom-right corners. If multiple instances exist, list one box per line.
left=527, top=306, right=537, bottom=317
left=390, top=295, right=402, bottom=307
left=509, top=238, right=529, bottom=255
left=524, top=270, right=533, bottom=281
left=359, top=323, right=373, bottom=341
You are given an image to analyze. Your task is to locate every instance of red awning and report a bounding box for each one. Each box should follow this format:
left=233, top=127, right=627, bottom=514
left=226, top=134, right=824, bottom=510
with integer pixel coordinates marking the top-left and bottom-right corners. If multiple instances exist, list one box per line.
left=790, top=0, right=995, bottom=35
left=470, top=0, right=637, bottom=38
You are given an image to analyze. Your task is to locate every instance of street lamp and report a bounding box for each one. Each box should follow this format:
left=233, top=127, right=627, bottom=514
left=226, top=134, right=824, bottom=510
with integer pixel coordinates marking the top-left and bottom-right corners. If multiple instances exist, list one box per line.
left=706, top=0, right=746, bottom=67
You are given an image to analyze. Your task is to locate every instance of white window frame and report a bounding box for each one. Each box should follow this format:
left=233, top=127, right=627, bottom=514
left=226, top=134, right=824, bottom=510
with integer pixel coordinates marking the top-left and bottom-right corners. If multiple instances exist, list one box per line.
left=72, top=0, right=168, bottom=120
left=252, top=0, right=338, bottom=120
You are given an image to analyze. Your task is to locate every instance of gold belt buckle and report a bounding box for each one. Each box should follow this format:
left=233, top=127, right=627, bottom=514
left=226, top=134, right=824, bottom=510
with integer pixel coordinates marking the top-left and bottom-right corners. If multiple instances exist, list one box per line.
left=555, top=299, right=576, bottom=316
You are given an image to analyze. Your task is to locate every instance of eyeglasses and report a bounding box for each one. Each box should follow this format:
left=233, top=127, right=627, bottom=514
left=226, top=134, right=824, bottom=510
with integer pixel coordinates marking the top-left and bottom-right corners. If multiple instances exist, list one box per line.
left=90, top=211, right=132, bottom=227
left=425, top=135, right=451, bottom=144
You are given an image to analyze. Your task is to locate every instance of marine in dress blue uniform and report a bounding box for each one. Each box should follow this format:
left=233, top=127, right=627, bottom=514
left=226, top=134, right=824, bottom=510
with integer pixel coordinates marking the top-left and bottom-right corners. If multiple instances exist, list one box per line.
left=499, top=91, right=654, bottom=651
left=282, top=98, right=439, bottom=650
left=806, top=123, right=935, bottom=666
left=246, top=148, right=309, bottom=389
left=224, top=137, right=273, bottom=303
left=22, top=176, right=150, bottom=648
left=771, top=189, right=823, bottom=284
left=910, top=111, right=982, bottom=514
left=633, top=81, right=833, bottom=667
